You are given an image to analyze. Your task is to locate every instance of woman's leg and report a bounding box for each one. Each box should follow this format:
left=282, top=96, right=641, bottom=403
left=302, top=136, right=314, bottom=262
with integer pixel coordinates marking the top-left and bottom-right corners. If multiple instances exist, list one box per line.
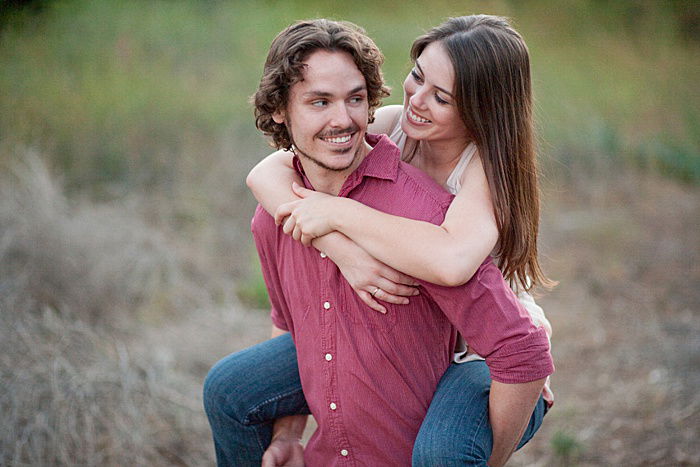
left=412, top=361, right=547, bottom=467
left=203, top=333, right=310, bottom=467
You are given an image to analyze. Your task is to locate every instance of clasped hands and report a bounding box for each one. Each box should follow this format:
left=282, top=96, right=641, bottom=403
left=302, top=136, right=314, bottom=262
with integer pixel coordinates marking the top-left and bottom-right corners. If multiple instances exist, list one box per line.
left=274, top=182, right=420, bottom=314
left=274, top=182, right=341, bottom=245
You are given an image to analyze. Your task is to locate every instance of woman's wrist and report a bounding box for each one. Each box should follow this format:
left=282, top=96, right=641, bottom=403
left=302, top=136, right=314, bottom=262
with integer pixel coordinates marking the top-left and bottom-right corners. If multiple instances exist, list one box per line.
left=330, top=197, right=355, bottom=233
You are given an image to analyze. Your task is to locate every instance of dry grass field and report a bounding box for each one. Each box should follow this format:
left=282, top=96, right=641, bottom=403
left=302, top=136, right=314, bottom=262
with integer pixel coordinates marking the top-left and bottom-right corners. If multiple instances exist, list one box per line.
left=2, top=153, right=697, bottom=466
left=1, top=1, right=698, bottom=465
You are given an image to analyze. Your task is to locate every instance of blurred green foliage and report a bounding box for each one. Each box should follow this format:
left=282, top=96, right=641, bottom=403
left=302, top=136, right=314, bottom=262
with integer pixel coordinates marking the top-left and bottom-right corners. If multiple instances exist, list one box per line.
left=1, top=0, right=698, bottom=193
left=237, top=252, right=271, bottom=309
left=551, top=430, right=583, bottom=463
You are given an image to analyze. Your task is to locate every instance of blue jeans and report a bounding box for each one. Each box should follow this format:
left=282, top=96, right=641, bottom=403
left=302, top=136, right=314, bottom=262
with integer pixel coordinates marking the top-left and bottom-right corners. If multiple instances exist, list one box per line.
left=203, top=333, right=547, bottom=466
left=412, top=359, right=548, bottom=466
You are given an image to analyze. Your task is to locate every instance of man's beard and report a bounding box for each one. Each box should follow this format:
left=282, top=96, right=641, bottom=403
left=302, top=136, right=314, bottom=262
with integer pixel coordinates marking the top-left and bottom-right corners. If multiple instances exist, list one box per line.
left=288, top=123, right=364, bottom=172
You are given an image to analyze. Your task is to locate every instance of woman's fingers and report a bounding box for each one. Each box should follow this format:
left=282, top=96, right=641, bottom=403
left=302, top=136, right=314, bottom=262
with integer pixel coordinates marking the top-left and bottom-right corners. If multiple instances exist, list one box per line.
left=291, top=223, right=303, bottom=242
left=375, top=278, right=420, bottom=298
left=282, top=215, right=297, bottom=236
left=300, top=232, right=314, bottom=246
left=357, top=290, right=387, bottom=314
left=371, top=286, right=409, bottom=305
left=370, top=277, right=420, bottom=303
left=275, top=201, right=297, bottom=225
left=382, top=268, right=421, bottom=287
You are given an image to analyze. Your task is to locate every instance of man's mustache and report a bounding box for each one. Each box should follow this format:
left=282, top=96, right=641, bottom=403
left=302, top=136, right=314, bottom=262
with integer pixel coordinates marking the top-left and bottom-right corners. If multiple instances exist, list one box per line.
left=317, top=125, right=360, bottom=138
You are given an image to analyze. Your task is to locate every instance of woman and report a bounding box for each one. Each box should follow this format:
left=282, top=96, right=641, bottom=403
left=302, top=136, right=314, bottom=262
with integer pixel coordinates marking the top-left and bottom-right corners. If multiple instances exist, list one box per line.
left=247, top=15, right=553, bottom=466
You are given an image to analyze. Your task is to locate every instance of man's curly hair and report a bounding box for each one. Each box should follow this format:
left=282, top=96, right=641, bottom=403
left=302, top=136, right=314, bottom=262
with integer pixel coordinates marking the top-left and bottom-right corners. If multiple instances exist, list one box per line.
left=252, top=19, right=391, bottom=150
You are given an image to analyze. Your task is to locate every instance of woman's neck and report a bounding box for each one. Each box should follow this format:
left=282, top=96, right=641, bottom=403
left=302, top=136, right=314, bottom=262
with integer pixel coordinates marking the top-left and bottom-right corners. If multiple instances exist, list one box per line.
left=411, top=138, right=471, bottom=186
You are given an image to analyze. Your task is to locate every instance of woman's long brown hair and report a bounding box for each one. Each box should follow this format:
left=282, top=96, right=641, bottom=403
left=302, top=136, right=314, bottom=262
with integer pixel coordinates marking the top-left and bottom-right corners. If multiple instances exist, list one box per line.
left=412, top=15, right=554, bottom=291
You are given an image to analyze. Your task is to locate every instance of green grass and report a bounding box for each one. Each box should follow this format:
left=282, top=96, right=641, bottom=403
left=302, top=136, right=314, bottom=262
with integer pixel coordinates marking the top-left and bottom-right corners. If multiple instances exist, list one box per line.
left=0, top=0, right=698, bottom=191
left=551, top=430, right=584, bottom=464
left=236, top=250, right=271, bottom=309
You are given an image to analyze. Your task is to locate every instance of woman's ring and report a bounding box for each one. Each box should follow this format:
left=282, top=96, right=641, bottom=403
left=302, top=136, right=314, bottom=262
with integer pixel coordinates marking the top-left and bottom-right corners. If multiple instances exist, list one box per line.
left=370, top=287, right=380, bottom=297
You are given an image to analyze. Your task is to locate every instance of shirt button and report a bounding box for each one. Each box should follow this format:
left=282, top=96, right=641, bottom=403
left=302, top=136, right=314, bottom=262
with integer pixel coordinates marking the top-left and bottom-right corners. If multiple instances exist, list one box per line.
left=329, top=402, right=337, bottom=410
left=323, top=301, right=331, bottom=310
left=320, top=252, right=327, bottom=258
left=340, top=449, right=349, bottom=457
left=325, top=353, right=333, bottom=361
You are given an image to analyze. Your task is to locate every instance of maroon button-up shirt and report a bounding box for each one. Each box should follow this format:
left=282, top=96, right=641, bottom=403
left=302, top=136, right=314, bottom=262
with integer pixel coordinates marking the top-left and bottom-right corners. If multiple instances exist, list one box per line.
left=251, top=134, right=554, bottom=466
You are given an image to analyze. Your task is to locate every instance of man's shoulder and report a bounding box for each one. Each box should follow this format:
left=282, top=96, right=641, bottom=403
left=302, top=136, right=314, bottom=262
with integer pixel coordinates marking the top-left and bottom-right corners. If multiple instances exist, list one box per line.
left=355, top=160, right=453, bottom=225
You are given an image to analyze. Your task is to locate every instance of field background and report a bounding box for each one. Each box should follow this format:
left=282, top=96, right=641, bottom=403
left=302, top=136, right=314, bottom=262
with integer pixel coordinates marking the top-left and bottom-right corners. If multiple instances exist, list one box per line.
left=1, top=0, right=698, bottom=465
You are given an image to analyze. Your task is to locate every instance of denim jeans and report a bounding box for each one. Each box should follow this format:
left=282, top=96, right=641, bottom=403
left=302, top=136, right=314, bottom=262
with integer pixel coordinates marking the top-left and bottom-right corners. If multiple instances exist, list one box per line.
left=412, top=359, right=548, bottom=466
left=203, top=333, right=547, bottom=466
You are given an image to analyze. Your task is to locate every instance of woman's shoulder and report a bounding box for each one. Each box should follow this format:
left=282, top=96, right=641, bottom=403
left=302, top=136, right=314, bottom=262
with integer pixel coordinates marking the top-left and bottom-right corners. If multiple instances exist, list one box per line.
left=368, top=105, right=403, bottom=136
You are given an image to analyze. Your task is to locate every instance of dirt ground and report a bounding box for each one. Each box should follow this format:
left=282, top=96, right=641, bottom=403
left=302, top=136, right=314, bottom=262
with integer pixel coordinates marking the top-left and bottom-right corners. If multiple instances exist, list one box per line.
left=512, top=171, right=700, bottom=465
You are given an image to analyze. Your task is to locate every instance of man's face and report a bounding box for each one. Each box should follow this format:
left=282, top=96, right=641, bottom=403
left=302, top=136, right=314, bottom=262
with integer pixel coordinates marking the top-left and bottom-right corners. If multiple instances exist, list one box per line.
left=273, top=50, right=369, bottom=173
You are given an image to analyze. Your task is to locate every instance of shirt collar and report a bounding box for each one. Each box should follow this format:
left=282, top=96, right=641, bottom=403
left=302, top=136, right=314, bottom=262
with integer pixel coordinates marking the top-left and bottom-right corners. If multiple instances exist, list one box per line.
left=292, top=133, right=401, bottom=193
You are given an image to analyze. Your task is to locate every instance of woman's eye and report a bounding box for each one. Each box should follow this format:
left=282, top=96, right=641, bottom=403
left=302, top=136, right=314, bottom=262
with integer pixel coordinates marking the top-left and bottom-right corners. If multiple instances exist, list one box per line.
left=435, top=93, right=449, bottom=105
left=411, top=69, right=423, bottom=83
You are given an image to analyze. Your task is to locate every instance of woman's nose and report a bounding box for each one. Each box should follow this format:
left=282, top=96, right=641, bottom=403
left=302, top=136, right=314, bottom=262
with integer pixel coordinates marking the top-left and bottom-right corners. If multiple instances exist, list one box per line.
left=409, top=85, right=428, bottom=110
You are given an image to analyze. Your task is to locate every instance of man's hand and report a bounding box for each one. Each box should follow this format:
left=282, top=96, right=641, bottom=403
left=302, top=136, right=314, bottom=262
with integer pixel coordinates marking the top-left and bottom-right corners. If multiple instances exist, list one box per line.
left=261, top=436, right=305, bottom=467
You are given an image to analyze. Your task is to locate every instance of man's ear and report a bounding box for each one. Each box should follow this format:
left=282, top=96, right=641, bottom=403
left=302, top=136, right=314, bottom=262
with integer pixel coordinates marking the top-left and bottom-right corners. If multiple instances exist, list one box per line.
left=272, top=109, right=286, bottom=124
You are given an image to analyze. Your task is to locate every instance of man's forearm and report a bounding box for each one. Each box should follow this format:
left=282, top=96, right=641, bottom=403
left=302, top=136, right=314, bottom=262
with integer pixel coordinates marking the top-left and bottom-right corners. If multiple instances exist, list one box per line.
left=488, top=378, right=546, bottom=467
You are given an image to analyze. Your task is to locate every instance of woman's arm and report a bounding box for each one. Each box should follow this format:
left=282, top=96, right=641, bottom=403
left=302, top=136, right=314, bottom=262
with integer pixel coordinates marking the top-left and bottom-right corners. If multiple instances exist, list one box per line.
left=276, top=156, right=498, bottom=286
left=368, top=104, right=402, bottom=135
left=247, top=144, right=418, bottom=309
left=488, top=378, right=546, bottom=467
left=246, top=149, right=300, bottom=216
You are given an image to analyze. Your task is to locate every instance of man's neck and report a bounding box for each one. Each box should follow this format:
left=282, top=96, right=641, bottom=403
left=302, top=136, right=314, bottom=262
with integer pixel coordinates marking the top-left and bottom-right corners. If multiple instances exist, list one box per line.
left=300, top=140, right=372, bottom=196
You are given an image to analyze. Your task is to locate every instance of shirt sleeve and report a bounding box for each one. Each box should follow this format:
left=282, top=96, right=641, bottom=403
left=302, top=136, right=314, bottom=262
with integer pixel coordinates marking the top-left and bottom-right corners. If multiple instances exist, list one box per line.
left=517, top=290, right=552, bottom=340
left=422, top=258, right=554, bottom=384
left=251, top=205, right=290, bottom=332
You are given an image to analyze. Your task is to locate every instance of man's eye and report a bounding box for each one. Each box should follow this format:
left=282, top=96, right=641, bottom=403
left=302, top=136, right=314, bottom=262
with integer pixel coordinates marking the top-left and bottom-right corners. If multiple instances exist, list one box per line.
left=349, top=96, right=365, bottom=104
left=312, top=100, right=328, bottom=107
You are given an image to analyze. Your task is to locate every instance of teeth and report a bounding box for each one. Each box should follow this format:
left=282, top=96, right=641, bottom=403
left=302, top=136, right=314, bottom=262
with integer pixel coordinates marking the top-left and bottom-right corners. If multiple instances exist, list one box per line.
left=408, top=108, right=431, bottom=123
left=323, top=135, right=351, bottom=144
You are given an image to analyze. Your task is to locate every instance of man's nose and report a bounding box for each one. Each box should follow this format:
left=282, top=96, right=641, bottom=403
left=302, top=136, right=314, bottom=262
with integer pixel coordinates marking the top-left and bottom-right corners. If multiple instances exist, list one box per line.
left=329, top=103, right=353, bottom=128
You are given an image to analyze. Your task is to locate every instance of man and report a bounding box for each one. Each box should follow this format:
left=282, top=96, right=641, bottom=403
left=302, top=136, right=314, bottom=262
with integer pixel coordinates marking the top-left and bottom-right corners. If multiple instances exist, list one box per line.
left=204, top=19, right=553, bottom=466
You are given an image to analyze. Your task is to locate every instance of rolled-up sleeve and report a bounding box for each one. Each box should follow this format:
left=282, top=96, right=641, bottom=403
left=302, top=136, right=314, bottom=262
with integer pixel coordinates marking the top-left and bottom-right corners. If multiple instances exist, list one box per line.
left=423, top=259, right=554, bottom=384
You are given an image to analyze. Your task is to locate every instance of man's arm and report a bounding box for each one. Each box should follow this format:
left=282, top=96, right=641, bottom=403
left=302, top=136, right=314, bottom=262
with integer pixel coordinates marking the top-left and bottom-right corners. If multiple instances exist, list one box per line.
left=488, top=378, right=546, bottom=467
left=261, top=325, right=308, bottom=467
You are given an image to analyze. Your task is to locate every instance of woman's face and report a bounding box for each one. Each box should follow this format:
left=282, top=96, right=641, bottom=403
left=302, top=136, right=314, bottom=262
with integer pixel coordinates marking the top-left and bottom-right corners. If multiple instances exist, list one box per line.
left=400, top=41, right=470, bottom=148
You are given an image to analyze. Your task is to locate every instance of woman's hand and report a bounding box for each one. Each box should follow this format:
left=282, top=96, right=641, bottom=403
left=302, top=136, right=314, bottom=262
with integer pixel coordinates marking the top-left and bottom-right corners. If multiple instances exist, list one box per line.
left=310, top=231, right=421, bottom=314
left=275, top=183, right=343, bottom=246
